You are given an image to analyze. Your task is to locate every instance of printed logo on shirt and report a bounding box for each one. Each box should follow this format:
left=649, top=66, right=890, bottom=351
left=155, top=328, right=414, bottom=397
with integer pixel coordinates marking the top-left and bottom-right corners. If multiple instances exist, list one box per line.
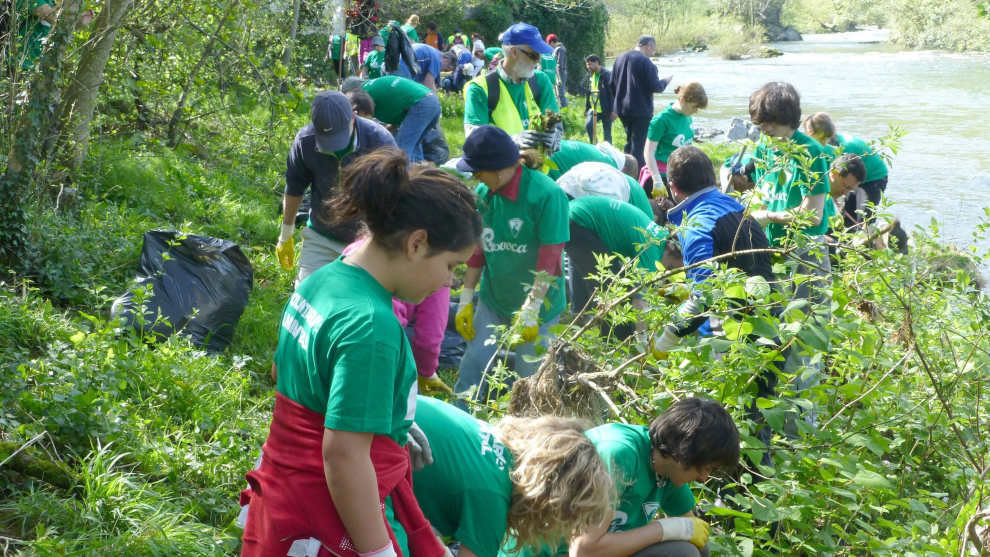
left=478, top=422, right=509, bottom=470
left=508, top=218, right=524, bottom=238
left=608, top=511, right=628, bottom=532
left=643, top=502, right=660, bottom=520
left=672, top=134, right=692, bottom=148
left=481, top=227, right=528, bottom=255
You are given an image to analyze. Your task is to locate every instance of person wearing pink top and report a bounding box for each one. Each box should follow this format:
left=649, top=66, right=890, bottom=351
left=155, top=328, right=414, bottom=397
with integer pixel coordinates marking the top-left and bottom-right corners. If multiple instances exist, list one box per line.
left=344, top=238, right=454, bottom=394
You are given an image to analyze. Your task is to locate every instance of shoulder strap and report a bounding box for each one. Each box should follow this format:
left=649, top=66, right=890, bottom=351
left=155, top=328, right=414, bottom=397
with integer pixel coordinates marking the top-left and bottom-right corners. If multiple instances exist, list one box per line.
left=486, top=70, right=500, bottom=120
left=527, top=74, right=541, bottom=106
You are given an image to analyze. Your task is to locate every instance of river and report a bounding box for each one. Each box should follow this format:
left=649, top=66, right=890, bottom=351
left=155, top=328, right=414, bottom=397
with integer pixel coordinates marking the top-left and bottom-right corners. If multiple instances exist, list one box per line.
left=638, top=29, right=990, bottom=254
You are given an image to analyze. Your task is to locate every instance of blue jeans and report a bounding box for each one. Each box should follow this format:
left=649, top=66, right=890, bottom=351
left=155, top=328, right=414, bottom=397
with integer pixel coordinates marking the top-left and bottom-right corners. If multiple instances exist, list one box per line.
left=454, top=299, right=558, bottom=406
left=396, top=93, right=441, bottom=163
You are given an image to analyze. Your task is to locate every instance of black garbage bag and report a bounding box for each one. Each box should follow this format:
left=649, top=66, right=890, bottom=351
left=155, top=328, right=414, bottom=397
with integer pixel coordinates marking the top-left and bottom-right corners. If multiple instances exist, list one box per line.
left=111, top=230, right=254, bottom=353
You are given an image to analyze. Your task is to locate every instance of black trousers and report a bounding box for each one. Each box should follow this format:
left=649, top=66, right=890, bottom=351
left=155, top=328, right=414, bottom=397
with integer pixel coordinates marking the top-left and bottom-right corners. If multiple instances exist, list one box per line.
left=567, top=223, right=634, bottom=340
left=619, top=114, right=650, bottom=168
left=585, top=111, right=613, bottom=144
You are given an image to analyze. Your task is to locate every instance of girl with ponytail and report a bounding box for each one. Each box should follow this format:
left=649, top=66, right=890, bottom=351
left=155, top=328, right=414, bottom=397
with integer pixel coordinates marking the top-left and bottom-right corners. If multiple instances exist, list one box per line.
left=241, top=148, right=482, bottom=557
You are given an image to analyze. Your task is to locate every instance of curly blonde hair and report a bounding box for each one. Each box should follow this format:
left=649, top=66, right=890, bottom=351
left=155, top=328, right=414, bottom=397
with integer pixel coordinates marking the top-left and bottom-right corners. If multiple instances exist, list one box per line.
left=496, top=416, right=613, bottom=549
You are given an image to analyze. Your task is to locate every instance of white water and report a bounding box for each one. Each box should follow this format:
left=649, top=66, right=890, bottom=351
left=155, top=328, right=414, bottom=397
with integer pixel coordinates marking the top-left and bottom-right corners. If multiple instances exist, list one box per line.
left=637, top=29, right=990, bottom=253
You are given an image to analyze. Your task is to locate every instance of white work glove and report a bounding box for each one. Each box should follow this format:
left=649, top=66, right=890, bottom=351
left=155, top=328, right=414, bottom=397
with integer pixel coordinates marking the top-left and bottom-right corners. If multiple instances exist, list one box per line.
left=640, top=327, right=680, bottom=360
left=657, top=517, right=709, bottom=549
left=511, top=294, right=542, bottom=346
left=750, top=209, right=771, bottom=227
left=511, top=130, right=543, bottom=150
left=407, top=422, right=434, bottom=471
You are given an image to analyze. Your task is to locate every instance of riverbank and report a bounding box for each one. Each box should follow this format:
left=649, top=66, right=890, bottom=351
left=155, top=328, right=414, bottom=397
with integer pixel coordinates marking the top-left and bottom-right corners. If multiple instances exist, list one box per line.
left=2, top=83, right=988, bottom=553
left=634, top=31, right=990, bottom=255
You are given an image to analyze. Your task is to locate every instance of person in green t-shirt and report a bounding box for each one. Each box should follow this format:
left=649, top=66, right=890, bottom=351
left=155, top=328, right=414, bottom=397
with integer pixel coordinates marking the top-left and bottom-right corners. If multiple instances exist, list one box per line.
left=644, top=82, right=708, bottom=198
left=342, top=76, right=440, bottom=163
left=402, top=14, right=419, bottom=42
left=241, top=150, right=482, bottom=557
left=567, top=196, right=674, bottom=338
left=463, top=23, right=560, bottom=153
left=362, top=35, right=387, bottom=79
left=547, top=139, right=617, bottom=180
left=451, top=126, right=570, bottom=407
left=555, top=161, right=655, bottom=221
left=501, top=397, right=740, bottom=557
left=748, top=82, right=834, bottom=397
left=412, top=396, right=613, bottom=557
left=800, top=111, right=890, bottom=226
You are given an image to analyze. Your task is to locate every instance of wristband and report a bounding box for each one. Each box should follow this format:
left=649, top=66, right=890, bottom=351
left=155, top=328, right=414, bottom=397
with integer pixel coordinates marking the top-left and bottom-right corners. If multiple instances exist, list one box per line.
left=279, top=222, right=295, bottom=244
left=358, top=542, right=398, bottom=557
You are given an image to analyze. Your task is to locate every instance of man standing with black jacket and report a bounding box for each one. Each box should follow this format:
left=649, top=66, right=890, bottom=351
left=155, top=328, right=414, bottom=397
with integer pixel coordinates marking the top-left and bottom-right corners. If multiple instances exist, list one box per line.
left=584, top=54, right=615, bottom=144
left=611, top=36, right=671, bottom=168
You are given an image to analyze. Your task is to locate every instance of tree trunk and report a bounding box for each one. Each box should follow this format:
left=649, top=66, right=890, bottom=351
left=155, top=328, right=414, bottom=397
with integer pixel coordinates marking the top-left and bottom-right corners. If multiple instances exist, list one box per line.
left=282, top=0, right=301, bottom=69
left=55, top=0, right=135, bottom=171
left=0, top=0, right=84, bottom=270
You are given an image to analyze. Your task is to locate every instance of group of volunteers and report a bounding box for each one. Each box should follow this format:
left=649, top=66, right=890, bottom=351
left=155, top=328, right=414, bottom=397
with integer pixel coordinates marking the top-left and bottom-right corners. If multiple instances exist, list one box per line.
left=248, top=18, right=894, bottom=557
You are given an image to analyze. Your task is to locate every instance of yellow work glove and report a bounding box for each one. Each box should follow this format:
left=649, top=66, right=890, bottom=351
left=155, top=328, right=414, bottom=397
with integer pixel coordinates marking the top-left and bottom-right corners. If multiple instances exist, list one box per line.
left=276, top=222, right=296, bottom=271
left=510, top=295, right=542, bottom=347
left=418, top=373, right=453, bottom=395
left=455, top=288, right=475, bottom=341
left=657, top=517, right=710, bottom=549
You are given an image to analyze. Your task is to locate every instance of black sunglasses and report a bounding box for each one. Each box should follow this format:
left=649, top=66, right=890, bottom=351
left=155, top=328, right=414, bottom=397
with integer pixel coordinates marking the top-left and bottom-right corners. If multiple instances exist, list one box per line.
left=516, top=47, right=541, bottom=62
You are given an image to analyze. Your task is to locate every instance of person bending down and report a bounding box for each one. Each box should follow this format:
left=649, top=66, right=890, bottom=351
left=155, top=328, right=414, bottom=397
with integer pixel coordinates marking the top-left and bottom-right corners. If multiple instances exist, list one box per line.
left=501, top=397, right=740, bottom=557
left=412, top=396, right=613, bottom=557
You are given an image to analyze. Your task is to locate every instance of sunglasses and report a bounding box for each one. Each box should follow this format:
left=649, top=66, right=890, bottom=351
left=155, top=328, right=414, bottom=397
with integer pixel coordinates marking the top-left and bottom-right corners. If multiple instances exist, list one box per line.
left=516, top=47, right=541, bottom=62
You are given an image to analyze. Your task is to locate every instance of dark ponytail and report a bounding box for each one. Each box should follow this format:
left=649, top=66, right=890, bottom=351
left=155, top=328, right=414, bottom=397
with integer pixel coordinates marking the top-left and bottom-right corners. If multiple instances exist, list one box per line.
left=330, top=148, right=482, bottom=253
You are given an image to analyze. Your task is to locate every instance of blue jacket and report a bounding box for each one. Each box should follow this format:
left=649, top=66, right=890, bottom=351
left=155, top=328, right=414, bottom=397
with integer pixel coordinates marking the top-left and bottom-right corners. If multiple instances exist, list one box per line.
left=667, top=186, right=773, bottom=335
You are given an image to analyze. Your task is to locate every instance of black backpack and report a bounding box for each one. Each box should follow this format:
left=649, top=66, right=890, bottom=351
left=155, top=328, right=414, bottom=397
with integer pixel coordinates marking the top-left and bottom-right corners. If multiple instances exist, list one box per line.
left=485, top=70, right=543, bottom=123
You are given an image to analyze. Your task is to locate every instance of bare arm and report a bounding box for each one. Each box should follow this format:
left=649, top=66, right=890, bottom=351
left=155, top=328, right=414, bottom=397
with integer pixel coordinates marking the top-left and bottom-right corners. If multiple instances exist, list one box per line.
left=422, top=72, right=437, bottom=92
left=761, top=192, right=827, bottom=226
left=569, top=519, right=663, bottom=557
left=33, top=3, right=56, bottom=24
left=462, top=265, right=482, bottom=291
left=282, top=194, right=303, bottom=227
left=644, top=139, right=661, bottom=187
left=323, top=429, right=391, bottom=552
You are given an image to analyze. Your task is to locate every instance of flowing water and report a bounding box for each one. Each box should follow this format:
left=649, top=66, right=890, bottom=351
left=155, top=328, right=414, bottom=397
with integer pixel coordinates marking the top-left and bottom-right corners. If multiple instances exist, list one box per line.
left=634, top=29, right=990, bottom=253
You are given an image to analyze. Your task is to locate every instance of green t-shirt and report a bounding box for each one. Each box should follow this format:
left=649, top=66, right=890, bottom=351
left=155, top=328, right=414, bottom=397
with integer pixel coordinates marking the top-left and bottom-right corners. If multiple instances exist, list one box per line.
left=401, top=24, right=419, bottom=42
left=362, top=76, right=431, bottom=126
left=476, top=166, right=570, bottom=320
left=547, top=140, right=617, bottom=180
left=753, top=130, right=835, bottom=244
left=464, top=69, right=560, bottom=130
left=625, top=175, right=654, bottom=220
left=274, top=259, right=418, bottom=443
left=363, top=49, right=386, bottom=79
left=835, top=133, right=888, bottom=182
left=500, top=424, right=695, bottom=557
left=540, top=54, right=557, bottom=86
left=412, top=396, right=514, bottom=557
left=485, top=47, right=504, bottom=64
left=569, top=196, right=666, bottom=271
left=647, top=103, right=694, bottom=164
left=14, top=0, right=54, bottom=69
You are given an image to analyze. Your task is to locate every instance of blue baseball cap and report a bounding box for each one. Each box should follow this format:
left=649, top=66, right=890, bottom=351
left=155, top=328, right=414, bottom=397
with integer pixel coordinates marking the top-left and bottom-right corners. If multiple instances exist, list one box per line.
left=500, top=23, right=553, bottom=55
left=456, top=126, right=520, bottom=173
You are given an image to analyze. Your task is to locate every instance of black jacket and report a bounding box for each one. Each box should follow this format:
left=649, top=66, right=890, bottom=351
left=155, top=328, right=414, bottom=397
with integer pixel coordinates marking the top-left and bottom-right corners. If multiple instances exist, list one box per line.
left=611, top=49, right=668, bottom=117
left=584, top=68, right=614, bottom=116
